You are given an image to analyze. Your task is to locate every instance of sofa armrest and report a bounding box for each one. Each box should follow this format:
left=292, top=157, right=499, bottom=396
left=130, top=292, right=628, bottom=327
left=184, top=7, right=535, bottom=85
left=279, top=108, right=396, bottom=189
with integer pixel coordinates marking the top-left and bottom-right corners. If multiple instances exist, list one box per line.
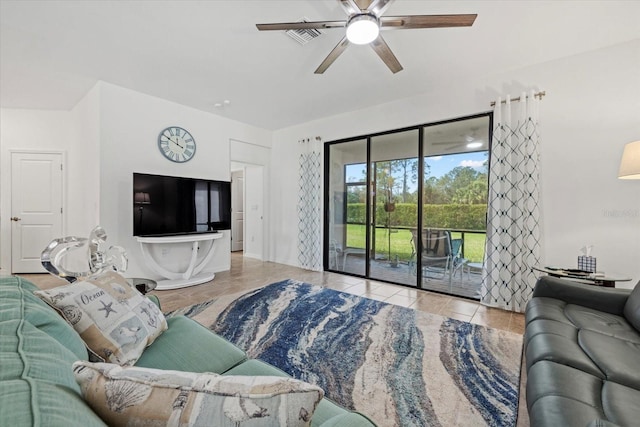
left=532, top=276, right=631, bottom=315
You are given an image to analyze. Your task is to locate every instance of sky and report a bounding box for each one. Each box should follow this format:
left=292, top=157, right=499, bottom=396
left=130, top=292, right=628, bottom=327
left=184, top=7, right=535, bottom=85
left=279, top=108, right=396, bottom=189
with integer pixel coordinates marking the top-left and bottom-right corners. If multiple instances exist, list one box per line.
left=425, top=151, right=488, bottom=179
left=346, top=151, right=488, bottom=186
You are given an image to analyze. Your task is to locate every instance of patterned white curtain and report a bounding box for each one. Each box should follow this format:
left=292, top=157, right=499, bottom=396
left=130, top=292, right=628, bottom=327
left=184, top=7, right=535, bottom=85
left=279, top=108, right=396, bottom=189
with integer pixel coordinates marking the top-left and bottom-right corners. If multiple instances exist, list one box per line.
left=481, top=91, right=542, bottom=312
left=298, top=139, right=323, bottom=271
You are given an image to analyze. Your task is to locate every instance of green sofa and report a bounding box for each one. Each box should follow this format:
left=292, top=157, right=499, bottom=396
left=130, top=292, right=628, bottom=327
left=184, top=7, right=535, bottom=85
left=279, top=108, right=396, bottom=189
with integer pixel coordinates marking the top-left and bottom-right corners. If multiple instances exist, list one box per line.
left=0, top=275, right=375, bottom=426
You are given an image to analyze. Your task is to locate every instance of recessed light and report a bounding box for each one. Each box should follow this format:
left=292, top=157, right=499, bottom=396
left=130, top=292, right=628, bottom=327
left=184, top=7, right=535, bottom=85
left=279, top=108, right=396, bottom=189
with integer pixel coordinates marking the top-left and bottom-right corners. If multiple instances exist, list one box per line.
left=466, top=142, right=483, bottom=149
left=213, top=100, right=231, bottom=109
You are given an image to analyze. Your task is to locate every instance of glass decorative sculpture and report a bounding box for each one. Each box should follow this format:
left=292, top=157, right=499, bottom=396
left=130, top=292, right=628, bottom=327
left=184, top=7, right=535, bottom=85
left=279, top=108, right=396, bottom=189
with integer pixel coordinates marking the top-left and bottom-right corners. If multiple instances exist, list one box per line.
left=41, top=226, right=128, bottom=283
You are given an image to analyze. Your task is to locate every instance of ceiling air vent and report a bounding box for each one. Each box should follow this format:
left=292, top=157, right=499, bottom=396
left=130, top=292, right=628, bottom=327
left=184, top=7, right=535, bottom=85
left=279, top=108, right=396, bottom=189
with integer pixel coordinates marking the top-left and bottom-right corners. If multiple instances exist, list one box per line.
left=285, top=19, right=322, bottom=45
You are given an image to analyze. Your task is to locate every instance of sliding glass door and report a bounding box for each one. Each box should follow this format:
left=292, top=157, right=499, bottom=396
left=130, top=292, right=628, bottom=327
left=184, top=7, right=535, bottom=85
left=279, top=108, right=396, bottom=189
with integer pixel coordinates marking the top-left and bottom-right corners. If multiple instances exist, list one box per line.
left=326, top=139, right=367, bottom=276
left=369, top=130, right=419, bottom=286
left=421, top=116, right=490, bottom=298
left=324, top=114, right=491, bottom=299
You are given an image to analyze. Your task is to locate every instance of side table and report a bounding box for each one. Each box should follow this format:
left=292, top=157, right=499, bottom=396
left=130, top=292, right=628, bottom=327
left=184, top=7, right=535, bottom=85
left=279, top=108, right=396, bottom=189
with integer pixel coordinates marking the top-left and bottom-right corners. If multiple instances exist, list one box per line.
left=532, top=266, right=631, bottom=288
left=135, top=233, right=222, bottom=290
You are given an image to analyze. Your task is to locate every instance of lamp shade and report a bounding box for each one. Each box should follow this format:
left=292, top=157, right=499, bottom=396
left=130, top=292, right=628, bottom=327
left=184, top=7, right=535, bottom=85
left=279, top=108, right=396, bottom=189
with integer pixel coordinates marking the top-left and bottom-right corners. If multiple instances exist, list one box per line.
left=618, top=141, right=640, bottom=179
left=134, top=192, right=151, bottom=204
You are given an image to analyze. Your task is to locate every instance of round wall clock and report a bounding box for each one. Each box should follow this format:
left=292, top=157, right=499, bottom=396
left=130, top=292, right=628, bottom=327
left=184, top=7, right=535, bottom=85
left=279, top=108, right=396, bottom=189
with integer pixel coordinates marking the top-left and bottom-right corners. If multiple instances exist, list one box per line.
left=157, top=126, right=196, bottom=163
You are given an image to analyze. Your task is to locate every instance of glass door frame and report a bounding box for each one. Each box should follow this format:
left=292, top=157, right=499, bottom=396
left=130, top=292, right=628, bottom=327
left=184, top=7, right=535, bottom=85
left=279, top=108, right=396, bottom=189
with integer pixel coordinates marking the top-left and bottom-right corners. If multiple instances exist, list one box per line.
left=323, top=112, right=493, bottom=293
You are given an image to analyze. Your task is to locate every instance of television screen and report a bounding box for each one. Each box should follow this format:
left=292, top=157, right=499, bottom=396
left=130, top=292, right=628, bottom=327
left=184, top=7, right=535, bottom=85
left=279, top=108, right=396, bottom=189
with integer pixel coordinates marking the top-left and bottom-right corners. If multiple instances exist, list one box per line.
left=133, top=173, right=231, bottom=237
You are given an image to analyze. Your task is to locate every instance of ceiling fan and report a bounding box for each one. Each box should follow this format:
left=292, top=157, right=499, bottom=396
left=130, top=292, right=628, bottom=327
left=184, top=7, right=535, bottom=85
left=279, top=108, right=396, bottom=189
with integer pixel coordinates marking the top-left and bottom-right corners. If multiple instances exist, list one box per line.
left=256, top=0, right=477, bottom=74
left=431, top=130, right=487, bottom=152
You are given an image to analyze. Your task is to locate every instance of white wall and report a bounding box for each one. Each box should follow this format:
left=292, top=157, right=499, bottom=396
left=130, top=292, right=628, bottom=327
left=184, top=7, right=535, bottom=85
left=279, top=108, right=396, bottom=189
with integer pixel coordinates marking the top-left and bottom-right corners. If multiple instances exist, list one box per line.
left=0, top=107, right=93, bottom=270
left=0, top=81, right=272, bottom=280
left=69, top=84, right=101, bottom=235
left=97, top=83, right=272, bottom=279
left=272, top=39, right=640, bottom=288
left=514, top=40, right=640, bottom=288
left=1, top=85, right=104, bottom=272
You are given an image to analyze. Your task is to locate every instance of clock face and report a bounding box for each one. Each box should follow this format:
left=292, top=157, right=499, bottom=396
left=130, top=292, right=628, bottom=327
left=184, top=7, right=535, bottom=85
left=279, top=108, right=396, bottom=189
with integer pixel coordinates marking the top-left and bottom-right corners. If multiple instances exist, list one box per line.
left=157, top=126, right=196, bottom=163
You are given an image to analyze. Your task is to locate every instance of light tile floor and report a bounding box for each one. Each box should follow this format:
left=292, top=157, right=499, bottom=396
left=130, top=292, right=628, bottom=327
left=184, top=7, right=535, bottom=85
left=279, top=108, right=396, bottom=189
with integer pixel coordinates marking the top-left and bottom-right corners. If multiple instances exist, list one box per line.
left=19, top=252, right=528, bottom=426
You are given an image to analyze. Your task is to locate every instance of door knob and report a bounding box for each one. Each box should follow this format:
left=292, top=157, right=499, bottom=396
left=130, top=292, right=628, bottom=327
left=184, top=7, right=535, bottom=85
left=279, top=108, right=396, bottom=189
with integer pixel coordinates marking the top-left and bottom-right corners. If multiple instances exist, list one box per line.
left=10, top=217, right=21, bottom=221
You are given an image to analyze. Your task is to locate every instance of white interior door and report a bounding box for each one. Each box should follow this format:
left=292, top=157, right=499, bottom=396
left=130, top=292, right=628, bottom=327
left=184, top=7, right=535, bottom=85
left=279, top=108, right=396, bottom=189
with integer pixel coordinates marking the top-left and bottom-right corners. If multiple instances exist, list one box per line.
left=244, top=165, right=264, bottom=260
left=231, top=170, right=244, bottom=252
left=11, top=152, right=63, bottom=273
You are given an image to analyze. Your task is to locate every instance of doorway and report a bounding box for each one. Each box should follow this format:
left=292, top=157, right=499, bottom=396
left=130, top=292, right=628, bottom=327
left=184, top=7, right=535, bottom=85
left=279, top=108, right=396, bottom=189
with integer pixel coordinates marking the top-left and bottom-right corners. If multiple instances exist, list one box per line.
left=231, top=169, right=244, bottom=252
left=243, top=165, right=264, bottom=260
left=230, top=139, right=270, bottom=262
left=10, top=151, right=64, bottom=273
left=230, top=162, right=265, bottom=261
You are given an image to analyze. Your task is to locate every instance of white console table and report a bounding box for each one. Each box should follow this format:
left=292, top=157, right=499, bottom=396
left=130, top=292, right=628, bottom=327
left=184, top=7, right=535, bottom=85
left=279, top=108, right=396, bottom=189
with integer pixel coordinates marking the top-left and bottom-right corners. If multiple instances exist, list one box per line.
left=136, top=233, right=222, bottom=290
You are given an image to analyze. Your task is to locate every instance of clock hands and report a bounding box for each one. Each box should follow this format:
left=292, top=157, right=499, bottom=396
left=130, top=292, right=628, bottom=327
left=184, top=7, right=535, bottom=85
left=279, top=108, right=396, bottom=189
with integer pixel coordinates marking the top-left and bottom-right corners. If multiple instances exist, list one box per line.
left=163, top=135, right=184, bottom=149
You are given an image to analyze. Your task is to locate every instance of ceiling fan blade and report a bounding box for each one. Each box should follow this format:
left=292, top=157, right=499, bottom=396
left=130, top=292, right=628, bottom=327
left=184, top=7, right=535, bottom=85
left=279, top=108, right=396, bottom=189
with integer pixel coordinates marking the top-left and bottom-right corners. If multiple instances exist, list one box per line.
left=367, top=0, right=395, bottom=16
left=315, top=36, right=350, bottom=74
left=370, top=35, right=403, bottom=73
left=380, top=14, right=477, bottom=29
left=339, top=0, right=373, bottom=14
left=445, top=144, right=467, bottom=152
left=256, top=21, right=346, bottom=31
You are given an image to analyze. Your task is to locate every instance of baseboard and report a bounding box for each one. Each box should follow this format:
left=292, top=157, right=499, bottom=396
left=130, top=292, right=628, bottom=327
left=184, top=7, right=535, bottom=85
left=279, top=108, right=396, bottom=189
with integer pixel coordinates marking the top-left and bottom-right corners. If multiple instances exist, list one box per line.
left=243, top=252, right=263, bottom=261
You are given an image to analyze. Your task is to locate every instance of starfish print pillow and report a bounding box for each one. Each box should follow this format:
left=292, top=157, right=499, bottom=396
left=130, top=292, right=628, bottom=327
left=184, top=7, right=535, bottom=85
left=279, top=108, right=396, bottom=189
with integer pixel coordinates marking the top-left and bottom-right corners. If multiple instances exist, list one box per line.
left=34, top=271, right=167, bottom=365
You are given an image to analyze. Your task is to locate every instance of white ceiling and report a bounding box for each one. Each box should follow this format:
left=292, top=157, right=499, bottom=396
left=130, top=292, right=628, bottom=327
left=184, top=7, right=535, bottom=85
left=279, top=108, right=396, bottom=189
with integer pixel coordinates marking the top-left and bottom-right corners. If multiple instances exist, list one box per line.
left=1, top=0, right=639, bottom=130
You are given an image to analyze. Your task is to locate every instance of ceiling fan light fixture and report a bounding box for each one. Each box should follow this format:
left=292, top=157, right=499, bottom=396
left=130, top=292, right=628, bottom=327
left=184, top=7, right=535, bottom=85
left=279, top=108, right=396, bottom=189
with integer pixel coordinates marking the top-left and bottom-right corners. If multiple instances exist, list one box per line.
left=256, top=5, right=478, bottom=74
left=346, top=13, right=380, bottom=45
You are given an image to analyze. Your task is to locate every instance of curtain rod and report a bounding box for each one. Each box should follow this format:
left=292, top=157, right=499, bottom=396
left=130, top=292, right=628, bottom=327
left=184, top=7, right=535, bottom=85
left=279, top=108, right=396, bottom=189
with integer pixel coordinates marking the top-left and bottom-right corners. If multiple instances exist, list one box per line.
left=490, top=91, right=546, bottom=107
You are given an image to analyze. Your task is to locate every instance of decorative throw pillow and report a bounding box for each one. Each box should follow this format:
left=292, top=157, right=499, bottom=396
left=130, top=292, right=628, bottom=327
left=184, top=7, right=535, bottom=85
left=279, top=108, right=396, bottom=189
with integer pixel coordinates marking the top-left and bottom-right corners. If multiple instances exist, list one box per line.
left=34, top=271, right=167, bottom=366
left=72, top=361, right=324, bottom=427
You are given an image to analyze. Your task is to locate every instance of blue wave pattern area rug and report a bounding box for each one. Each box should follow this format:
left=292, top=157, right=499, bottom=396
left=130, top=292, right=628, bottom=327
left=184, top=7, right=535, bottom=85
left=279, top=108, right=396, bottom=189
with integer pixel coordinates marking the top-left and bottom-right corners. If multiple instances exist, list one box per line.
left=169, top=279, right=523, bottom=427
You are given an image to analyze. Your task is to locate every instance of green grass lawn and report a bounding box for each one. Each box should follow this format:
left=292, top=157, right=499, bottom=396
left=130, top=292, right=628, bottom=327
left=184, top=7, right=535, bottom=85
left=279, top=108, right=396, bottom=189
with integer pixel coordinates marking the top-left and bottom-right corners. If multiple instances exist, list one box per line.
left=345, top=224, right=486, bottom=263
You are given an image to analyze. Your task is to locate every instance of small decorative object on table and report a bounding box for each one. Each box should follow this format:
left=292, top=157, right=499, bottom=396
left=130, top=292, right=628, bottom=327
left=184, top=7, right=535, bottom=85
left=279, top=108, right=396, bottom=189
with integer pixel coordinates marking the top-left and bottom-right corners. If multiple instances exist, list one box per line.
left=578, top=245, right=596, bottom=273
left=578, top=256, right=596, bottom=273
left=41, top=225, right=128, bottom=283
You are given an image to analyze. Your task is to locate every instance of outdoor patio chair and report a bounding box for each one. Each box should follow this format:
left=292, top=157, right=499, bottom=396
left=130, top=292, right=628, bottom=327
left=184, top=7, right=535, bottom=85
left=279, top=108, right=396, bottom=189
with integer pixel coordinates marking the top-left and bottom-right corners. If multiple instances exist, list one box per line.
left=329, top=239, right=342, bottom=270
left=410, top=229, right=465, bottom=289
left=449, top=237, right=468, bottom=279
left=329, top=239, right=366, bottom=272
left=422, top=229, right=452, bottom=276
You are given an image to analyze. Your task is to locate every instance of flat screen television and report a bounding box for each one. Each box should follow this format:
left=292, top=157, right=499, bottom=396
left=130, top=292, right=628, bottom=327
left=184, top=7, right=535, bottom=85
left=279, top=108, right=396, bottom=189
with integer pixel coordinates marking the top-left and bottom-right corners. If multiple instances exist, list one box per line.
left=133, top=172, right=231, bottom=237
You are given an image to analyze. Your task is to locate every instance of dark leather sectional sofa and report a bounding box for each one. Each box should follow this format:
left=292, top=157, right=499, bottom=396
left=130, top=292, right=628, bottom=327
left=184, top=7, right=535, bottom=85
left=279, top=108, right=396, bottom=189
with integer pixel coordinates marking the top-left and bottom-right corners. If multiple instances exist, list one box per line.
left=525, top=276, right=640, bottom=426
